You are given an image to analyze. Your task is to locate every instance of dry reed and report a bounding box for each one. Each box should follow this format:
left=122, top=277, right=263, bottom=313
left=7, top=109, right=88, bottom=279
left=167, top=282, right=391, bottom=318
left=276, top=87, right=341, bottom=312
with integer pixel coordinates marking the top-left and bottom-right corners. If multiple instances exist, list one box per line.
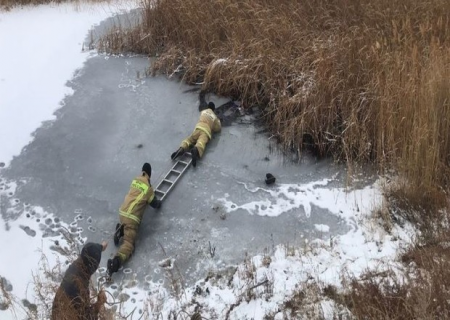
left=100, top=0, right=450, bottom=209
left=99, top=1, right=450, bottom=316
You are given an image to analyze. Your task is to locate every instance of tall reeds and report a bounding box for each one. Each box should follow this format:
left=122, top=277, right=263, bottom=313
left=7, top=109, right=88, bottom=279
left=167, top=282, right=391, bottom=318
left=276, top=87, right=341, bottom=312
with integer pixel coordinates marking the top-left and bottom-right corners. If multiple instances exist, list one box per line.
left=98, top=1, right=450, bottom=317
left=102, top=0, right=450, bottom=204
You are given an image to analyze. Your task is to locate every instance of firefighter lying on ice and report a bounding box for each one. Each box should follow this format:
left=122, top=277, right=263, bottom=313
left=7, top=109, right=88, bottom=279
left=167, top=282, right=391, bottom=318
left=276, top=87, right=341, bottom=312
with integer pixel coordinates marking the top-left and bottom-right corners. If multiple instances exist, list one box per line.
left=107, top=163, right=161, bottom=277
left=171, top=102, right=221, bottom=167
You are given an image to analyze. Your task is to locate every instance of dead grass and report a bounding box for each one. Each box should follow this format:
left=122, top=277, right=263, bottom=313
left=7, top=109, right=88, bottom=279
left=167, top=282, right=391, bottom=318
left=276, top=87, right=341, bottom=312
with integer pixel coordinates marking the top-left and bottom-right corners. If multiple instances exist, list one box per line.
left=342, top=240, right=450, bottom=320
left=100, top=0, right=450, bottom=209
left=97, top=0, right=450, bottom=317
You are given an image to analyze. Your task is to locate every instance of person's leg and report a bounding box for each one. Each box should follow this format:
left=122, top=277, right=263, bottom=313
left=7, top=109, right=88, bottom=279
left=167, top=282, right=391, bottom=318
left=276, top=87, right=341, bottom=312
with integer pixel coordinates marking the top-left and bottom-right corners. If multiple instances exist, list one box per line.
left=113, top=223, right=124, bottom=246
left=117, top=223, right=137, bottom=263
left=172, top=131, right=197, bottom=160
left=195, top=132, right=210, bottom=158
left=181, top=131, right=198, bottom=151
left=108, top=220, right=138, bottom=276
left=189, top=130, right=204, bottom=167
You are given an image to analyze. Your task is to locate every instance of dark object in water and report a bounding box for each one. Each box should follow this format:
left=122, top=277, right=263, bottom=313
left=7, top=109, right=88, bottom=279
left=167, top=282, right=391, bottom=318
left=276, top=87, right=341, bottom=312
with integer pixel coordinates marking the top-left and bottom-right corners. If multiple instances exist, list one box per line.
left=265, top=173, right=276, bottom=185
left=198, top=90, right=208, bottom=111
left=215, top=100, right=243, bottom=126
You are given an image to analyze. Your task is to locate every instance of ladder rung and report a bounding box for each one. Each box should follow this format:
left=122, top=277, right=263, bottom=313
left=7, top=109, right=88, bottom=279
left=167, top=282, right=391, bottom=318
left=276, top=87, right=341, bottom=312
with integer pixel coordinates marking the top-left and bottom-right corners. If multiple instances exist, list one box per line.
left=154, top=156, right=192, bottom=202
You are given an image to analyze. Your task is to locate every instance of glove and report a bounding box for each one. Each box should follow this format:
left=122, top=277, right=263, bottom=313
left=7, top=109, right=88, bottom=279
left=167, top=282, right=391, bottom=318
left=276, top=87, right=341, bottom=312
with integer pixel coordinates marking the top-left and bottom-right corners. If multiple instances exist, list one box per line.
left=150, top=198, right=162, bottom=209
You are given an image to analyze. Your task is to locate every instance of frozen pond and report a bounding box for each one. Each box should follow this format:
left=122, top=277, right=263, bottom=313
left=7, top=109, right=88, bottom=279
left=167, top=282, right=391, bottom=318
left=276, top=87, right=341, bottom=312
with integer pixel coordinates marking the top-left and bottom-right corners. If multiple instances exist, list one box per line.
left=1, top=53, right=350, bottom=288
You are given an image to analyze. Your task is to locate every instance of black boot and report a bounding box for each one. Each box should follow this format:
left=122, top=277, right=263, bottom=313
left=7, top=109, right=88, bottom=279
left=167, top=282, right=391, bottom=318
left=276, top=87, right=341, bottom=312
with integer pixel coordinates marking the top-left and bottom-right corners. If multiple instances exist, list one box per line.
left=191, top=147, right=199, bottom=167
left=171, top=147, right=185, bottom=160
left=113, top=223, right=124, bottom=246
left=107, top=256, right=121, bottom=277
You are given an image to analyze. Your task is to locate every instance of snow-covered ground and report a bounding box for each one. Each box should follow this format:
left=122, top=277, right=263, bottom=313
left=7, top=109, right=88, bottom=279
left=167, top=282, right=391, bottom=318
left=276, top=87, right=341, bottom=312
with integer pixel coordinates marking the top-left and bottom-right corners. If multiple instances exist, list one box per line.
left=0, top=3, right=416, bottom=319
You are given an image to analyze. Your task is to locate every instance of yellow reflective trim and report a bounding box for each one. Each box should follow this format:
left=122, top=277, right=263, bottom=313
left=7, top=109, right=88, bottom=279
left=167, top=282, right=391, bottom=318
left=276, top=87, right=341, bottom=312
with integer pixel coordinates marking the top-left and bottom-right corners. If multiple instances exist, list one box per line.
left=117, top=252, right=126, bottom=262
left=195, top=125, right=211, bottom=139
left=119, top=210, right=141, bottom=224
left=127, top=191, right=145, bottom=216
left=126, top=179, right=149, bottom=216
left=131, top=180, right=148, bottom=194
left=197, top=141, right=204, bottom=148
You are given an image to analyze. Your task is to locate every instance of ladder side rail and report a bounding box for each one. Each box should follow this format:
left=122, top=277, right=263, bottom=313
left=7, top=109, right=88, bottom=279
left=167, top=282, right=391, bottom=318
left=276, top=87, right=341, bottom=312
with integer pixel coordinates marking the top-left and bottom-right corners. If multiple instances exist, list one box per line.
left=154, top=154, right=192, bottom=202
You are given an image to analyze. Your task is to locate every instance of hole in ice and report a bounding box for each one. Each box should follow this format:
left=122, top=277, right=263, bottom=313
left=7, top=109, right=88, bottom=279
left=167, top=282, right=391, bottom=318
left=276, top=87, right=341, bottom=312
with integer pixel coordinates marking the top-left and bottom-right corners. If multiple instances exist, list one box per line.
left=88, top=226, right=97, bottom=232
left=123, top=268, right=132, bottom=274
left=98, top=267, right=106, bottom=273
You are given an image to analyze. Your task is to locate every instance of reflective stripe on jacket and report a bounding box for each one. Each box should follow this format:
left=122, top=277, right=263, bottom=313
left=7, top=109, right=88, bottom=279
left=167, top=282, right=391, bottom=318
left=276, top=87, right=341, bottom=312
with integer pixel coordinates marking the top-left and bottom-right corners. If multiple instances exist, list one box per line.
left=195, top=109, right=221, bottom=139
left=119, top=175, right=154, bottom=225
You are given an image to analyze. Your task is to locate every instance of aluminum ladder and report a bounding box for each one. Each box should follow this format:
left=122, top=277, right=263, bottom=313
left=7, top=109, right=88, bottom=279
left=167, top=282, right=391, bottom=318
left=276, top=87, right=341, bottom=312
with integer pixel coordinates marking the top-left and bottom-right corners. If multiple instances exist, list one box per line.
left=154, top=152, right=192, bottom=202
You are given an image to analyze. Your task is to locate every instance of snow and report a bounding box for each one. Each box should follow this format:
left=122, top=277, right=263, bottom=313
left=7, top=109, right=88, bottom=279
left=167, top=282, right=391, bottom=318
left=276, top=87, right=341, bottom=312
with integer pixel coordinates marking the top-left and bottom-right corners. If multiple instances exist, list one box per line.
left=0, top=3, right=417, bottom=319
left=0, top=2, right=131, bottom=319
left=0, top=2, right=130, bottom=167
